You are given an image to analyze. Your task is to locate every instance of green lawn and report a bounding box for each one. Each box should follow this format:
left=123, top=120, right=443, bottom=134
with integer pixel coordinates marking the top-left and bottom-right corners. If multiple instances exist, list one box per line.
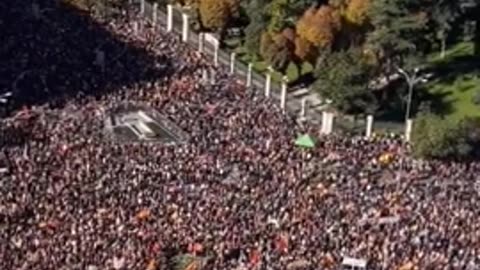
left=427, top=75, right=480, bottom=120
left=428, top=42, right=474, bottom=64
left=425, top=42, right=480, bottom=120
left=250, top=60, right=313, bottom=83
left=236, top=46, right=314, bottom=85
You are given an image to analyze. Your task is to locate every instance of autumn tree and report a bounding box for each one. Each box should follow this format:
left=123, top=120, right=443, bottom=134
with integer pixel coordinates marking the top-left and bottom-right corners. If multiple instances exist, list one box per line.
left=294, top=37, right=318, bottom=64
left=296, top=5, right=341, bottom=49
left=345, top=0, right=370, bottom=26
left=260, top=31, right=295, bottom=72
left=199, top=0, right=239, bottom=32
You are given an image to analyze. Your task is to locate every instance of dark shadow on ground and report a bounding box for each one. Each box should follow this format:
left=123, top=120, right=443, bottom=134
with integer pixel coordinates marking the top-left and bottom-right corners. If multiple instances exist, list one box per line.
left=0, top=0, right=171, bottom=116
left=427, top=55, right=480, bottom=85
left=375, top=82, right=456, bottom=122
left=290, top=72, right=315, bottom=88
left=376, top=51, right=479, bottom=121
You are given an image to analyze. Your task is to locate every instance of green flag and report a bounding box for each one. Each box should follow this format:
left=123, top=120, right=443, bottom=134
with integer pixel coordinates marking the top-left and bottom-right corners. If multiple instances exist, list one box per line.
left=295, top=134, right=315, bottom=148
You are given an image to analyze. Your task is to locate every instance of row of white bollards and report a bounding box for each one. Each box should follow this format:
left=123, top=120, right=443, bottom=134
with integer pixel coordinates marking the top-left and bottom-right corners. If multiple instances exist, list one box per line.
left=95, top=0, right=414, bottom=141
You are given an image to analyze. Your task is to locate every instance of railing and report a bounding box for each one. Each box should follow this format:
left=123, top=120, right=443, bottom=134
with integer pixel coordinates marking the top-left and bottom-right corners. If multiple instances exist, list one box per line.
left=102, top=0, right=407, bottom=138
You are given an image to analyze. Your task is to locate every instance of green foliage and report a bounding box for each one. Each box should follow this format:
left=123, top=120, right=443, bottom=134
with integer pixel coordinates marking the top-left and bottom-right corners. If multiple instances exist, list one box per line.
left=265, top=0, right=291, bottom=33
left=411, top=112, right=479, bottom=159
left=366, top=0, right=428, bottom=69
left=313, top=49, right=377, bottom=114
left=244, top=0, right=269, bottom=57
left=472, top=90, right=480, bottom=105
left=428, top=0, right=460, bottom=58
left=260, top=32, right=295, bottom=72
left=458, top=116, right=480, bottom=157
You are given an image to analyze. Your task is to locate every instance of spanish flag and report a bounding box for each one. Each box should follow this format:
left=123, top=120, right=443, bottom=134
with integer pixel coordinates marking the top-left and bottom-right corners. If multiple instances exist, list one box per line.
left=249, top=249, right=261, bottom=266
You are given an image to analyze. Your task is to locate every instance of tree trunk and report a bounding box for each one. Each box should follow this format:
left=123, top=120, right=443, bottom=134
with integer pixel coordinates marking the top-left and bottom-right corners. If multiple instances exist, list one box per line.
left=440, top=37, right=446, bottom=59
left=475, top=16, right=480, bottom=56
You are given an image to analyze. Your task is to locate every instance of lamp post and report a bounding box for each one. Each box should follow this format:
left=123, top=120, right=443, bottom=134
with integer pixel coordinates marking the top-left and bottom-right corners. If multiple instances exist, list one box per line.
left=0, top=92, right=12, bottom=104
left=396, top=67, right=432, bottom=123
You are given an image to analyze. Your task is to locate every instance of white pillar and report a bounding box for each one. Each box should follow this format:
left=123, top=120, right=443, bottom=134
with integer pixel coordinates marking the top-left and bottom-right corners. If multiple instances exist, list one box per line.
left=166, top=5, right=173, bottom=32
left=325, top=112, right=334, bottom=134
left=152, top=3, right=158, bottom=28
left=300, top=98, right=307, bottom=119
left=366, top=115, right=374, bottom=138
left=213, top=42, right=219, bottom=66
left=321, top=111, right=328, bottom=134
left=198, top=33, right=204, bottom=52
left=32, top=3, right=40, bottom=19
left=265, top=74, right=271, bottom=97
left=182, top=14, right=189, bottom=42
left=280, top=76, right=288, bottom=112
left=230, top=53, right=236, bottom=74
left=405, top=119, right=413, bottom=142
left=140, top=0, right=145, bottom=16
left=246, top=63, right=253, bottom=87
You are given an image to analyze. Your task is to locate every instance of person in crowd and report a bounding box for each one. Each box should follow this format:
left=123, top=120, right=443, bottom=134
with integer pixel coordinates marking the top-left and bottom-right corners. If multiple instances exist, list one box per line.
left=1, top=1, right=480, bottom=270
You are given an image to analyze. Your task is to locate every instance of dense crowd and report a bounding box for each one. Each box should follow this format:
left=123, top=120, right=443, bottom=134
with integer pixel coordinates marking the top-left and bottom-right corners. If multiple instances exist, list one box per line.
left=1, top=1, right=480, bottom=270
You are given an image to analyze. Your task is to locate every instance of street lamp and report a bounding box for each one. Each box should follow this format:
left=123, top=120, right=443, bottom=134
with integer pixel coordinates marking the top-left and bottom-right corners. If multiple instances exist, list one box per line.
left=396, top=67, right=432, bottom=123
left=0, top=92, right=12, bottom=104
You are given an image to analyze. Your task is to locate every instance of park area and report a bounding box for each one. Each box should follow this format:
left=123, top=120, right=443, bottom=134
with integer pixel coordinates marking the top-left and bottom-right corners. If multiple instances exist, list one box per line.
left=425, top=42, right=480, bottom=120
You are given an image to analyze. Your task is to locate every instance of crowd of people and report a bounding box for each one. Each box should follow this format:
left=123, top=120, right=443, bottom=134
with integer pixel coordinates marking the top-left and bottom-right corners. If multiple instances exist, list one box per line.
left=1, top=1, right=480, bottom=270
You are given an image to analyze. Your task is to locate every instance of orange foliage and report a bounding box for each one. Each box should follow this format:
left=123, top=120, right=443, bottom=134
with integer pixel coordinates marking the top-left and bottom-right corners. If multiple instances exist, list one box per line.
left=294, top=37, right=317, bottom=63
left=296, top=5, right=341, bottom=48
left=282, top=28, right=296, bottom=42
left=345, top=0, right=370, bottom=25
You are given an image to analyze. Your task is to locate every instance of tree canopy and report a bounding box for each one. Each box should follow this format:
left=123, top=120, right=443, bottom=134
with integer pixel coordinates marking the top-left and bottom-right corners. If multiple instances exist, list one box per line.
left=313, top=49, right=376, bottom=114
left=296, top=5, right=341, bottom=48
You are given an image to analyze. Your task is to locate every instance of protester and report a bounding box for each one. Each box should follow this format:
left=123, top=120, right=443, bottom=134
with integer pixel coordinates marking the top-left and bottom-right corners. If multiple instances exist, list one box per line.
left=1, top=1, right=480, bottom=270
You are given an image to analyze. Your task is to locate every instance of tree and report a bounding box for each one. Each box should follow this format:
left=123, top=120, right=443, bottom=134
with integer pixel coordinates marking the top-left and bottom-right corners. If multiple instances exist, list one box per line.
left=199, top=0, right=239, bottom=32
left=453, top=0, right=479, bottom=55
left=244, top=0, right=269, bottom=58
left=345, top=0, right=370, bottom=26
left=294, top=37, right=318, bottom=64
left=366, top=0, right=428, bottom=72
left=266, top=0, right=291, bottom=33
left=264, top=0, right=318, bottom=33
left=171, top=0, right=199, bottom=7
left=313, top=49, right=377, bottom=114
left=411, top=112, right=472, bottom=159
left=458, top=116, right=480, bottom=157
left=464, top=0, right=480, bottom=55
left=296, top=5, right=341, bottom=48
left=260, top=32, right=295, bottom=72
left=225, top=0, right=241, bottom=16
left=429, top=0, right=459, bottom=59
left=260, top=32, right=274, bottom=61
